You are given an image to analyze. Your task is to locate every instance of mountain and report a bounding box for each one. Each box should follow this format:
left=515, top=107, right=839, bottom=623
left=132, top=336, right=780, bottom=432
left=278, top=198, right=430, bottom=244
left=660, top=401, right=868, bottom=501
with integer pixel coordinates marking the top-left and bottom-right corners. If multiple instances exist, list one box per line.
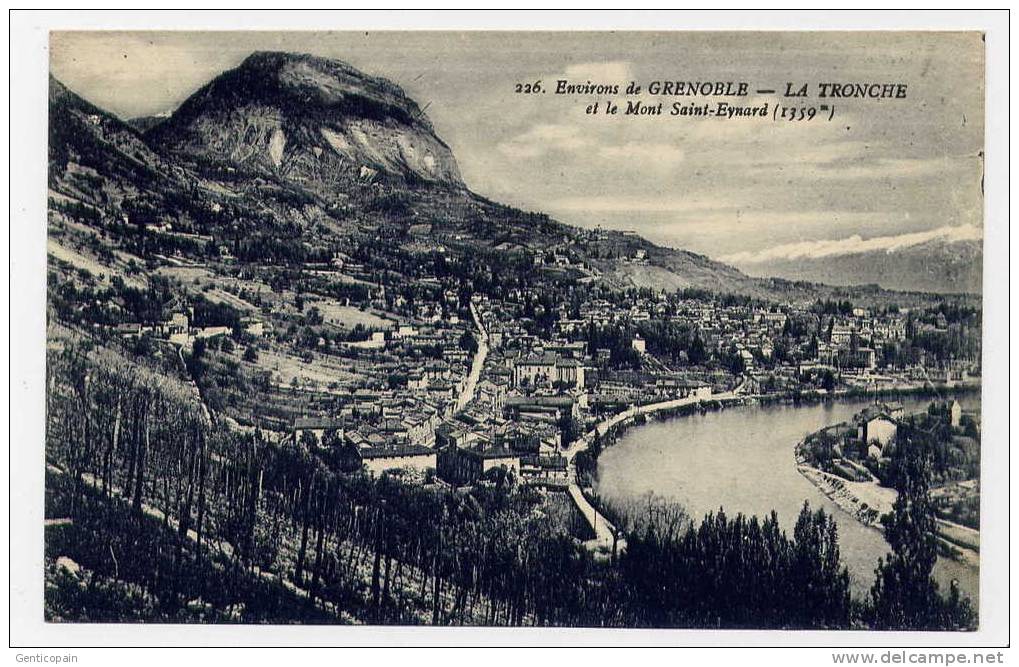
left=47, top=53, right=973, bottom=308
left=133, top=52, right=776, bottom=296
left=49, top=75, right=177, bottom=204
left=733, top=238, right=983, bottom=295
left=145, top=51, right=462, bottom=197
left=126, top=114, right=171, bottom=133
left=47, top=75, right=306, bottom=271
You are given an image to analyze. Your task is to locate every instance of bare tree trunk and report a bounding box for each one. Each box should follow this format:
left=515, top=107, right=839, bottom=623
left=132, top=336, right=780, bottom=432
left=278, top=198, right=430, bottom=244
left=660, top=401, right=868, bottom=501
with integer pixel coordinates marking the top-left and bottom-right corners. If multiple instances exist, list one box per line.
left=194, top=426, right=208, bottom=560
left=431, top=569, right=443, bottom=625
left=370, top=507, right=384, bottom=612
left=124, top=401, right=139, bottom=502
left=104, top=398, right=122, bottom=498
left=132, top=400, right=149, bottom=512
left=294, top=478, right=311, bottom=585
left=310, top=515, right=325, bottom=600
left=172, top=427, right=198, bottom=608
left=382, top=553, right=393, bottom=610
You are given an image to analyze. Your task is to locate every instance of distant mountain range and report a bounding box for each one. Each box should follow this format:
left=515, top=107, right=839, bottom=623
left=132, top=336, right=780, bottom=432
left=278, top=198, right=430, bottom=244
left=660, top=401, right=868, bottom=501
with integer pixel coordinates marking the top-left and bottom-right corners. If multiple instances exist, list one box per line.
left=731, top=236, right=983, bottom=295
left=48, top=51, right=976, bottom=306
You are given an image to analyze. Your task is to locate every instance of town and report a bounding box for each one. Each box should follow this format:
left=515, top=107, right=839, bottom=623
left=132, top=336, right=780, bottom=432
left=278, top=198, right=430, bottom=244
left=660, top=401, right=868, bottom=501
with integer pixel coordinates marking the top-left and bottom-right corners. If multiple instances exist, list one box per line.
left=53, top=215, right=979, bottom=548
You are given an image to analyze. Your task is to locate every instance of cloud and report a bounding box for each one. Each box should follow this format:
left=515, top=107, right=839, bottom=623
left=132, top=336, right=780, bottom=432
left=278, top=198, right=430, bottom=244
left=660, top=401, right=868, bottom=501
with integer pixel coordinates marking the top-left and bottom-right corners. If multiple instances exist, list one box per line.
left=819, top=156, right=979, bottom=181
left=721, top=224, right=983, bottom=264
left=50, top=32, right=245, bottom=118
left=548, top=195, right=720, bottom=214
left=562, top=61, right=633, bottom=84
left=597, top=142, right=683, bottom=166
left=497, top=124, right=684, bottom=168
left=494, top=61, right=640, bottom=159
left=496, top=124, right=591, bottom=158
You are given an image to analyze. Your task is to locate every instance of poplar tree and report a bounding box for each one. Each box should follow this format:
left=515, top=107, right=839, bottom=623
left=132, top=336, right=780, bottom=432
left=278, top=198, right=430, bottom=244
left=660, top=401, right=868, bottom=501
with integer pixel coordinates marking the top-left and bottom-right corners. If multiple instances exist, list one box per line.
left=870, top=426, right=975, bottom=630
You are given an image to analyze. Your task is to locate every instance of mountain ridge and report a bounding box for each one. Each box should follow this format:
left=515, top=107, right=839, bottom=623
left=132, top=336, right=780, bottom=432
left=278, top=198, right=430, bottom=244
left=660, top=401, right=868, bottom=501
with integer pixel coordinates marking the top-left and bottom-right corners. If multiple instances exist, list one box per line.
left=48, top=75, right=183, bottom=206
left=47, top=53, right=977, bottom=306
left=734, top=237, right=983, bottom=295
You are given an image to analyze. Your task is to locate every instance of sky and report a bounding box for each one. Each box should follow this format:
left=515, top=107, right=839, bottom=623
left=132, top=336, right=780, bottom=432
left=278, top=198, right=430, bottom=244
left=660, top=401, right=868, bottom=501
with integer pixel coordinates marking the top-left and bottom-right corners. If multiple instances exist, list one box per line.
left=49, top=31, right=984, bottom=263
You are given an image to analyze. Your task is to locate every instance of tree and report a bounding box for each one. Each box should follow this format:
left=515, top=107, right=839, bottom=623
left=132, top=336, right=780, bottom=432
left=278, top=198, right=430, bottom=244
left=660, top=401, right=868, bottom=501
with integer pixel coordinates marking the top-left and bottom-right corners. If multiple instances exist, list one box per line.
left=869, top=427, right=975, bottom=630
left=618, top=501, right=855, bottom=629
left=185, top=339, right=208, bottom=379
left=305, top=307, right=324, bottom=326
left=132, top=334, right=155, bottom=357
left=790, top=503, right=851, bottom=628
left=459, top=330, right=478, bottom=354
left=688, top=334, right=707, bottom=365
left=299, top=430, right=319, bottom=451
left=726, top=349, right=745, bottom=376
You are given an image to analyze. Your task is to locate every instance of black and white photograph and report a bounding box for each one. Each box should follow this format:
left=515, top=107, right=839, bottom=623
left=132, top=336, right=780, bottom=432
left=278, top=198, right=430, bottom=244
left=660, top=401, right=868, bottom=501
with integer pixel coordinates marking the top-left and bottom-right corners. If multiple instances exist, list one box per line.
left=8, top=10, right=1011, bottom=654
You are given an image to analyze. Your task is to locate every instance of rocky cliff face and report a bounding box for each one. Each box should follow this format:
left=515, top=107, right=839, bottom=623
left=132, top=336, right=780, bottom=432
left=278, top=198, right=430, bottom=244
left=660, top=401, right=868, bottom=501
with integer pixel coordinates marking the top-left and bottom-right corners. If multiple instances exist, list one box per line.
left=145, top=52, right=462, bottom=193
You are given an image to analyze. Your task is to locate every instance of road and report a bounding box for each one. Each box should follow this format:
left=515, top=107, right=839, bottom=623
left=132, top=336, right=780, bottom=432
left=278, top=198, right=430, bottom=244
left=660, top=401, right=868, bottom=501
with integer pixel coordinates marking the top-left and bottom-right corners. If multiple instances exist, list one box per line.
left=562, top=391, right=737, bottom=555
left=454, top=301, right=489, bottom=415
left=567, top=484, right=619, bottom=555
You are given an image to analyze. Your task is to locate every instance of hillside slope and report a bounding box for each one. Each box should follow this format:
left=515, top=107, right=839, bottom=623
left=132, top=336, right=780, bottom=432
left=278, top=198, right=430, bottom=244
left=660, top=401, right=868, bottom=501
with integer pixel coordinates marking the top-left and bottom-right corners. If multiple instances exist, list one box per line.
left=49, top=75, right=183, bottom=207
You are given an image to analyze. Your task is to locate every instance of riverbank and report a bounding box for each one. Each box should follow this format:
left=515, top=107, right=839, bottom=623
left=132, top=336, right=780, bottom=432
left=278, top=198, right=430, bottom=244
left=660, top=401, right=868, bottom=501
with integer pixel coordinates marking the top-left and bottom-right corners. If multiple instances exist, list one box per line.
left=566, top=380, right=978, bottom=541
left=579, top=380, right=980, bottom=473
left=565, top=383, right=950, bottom=554
left=797, top=460, right=981, bottom=568
left=796, top=464, right=895, bottom=527
left=592, top=392, right=981, bottom=602
left=749, top=380, right=980, bottom=408
left=793, top=396, right=982, bottom=570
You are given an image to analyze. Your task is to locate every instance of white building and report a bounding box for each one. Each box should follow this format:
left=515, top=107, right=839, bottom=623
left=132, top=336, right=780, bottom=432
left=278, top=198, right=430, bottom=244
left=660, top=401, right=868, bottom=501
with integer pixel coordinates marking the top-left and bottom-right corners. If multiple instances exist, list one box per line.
left=857, top=412, right=897, bottom=447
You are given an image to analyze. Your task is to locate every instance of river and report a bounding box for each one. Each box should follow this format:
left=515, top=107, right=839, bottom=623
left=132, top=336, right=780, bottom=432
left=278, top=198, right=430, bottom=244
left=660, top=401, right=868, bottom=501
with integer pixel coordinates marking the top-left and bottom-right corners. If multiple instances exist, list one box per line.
left=595, top=395, right=979, bottom=602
